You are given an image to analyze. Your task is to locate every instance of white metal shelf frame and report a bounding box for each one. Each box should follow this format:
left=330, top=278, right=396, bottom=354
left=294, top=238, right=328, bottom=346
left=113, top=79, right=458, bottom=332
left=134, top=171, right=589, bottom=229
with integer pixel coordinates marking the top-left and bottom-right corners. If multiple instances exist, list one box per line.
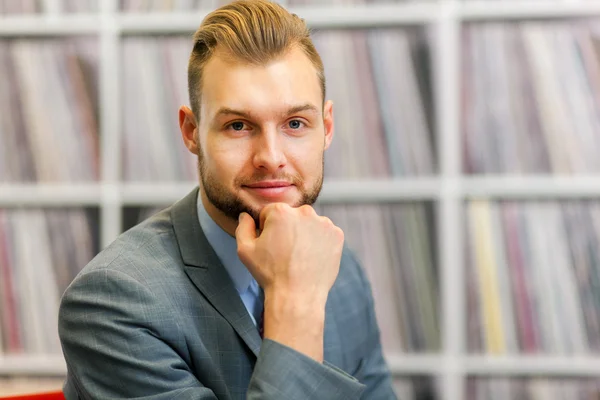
left=99, top=0, right=123, bottom=249
left=3, top=1, right=600, bottom=36
left=0, top=1, right=599, bottom=399
left=9, top=177, right=600, bottom=206
left=436, top=0, right=464, bottom=398
left=2, top=353, right=599, bottom=377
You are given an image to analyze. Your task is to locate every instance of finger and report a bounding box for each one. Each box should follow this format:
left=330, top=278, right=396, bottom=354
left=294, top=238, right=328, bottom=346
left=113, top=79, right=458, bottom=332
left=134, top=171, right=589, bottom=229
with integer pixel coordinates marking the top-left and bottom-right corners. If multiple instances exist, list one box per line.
left=235, top=212, right=257, bottom=248
left=259, top=203, right=277, bottom=232
left=259, top=203, right=289, bottom=232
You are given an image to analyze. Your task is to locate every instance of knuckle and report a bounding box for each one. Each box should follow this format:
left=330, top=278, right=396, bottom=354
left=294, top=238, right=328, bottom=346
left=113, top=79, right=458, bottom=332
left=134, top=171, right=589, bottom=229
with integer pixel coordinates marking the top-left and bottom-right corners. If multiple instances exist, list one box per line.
left=259, top=205, right=272, bottom=219
left=273, top=203, right=289, bottom=213
left=320, top=216, right=333, bottom=226
left=261, top=203, right=284, bottom=221
left=299, top=204, right=315, bottom=216
left=236, top=242, right=248, bottom=256
left=263, top=203, right=277, bottom=213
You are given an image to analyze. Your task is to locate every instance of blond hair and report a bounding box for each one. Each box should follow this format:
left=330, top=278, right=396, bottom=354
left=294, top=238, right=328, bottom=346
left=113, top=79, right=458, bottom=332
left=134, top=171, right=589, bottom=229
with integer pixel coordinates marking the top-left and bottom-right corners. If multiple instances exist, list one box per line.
left=187, top=0, right=325, bottom=120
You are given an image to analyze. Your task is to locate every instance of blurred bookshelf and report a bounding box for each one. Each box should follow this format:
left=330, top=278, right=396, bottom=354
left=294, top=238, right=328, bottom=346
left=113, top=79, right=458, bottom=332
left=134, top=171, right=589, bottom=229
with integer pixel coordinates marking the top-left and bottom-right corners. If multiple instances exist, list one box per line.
left=2, top=0, right=600, bottom=399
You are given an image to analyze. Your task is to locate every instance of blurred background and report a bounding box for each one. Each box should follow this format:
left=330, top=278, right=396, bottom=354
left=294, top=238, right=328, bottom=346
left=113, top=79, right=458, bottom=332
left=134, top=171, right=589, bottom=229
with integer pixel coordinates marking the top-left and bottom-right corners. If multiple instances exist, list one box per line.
left=1, top=0, right=600, bottom=399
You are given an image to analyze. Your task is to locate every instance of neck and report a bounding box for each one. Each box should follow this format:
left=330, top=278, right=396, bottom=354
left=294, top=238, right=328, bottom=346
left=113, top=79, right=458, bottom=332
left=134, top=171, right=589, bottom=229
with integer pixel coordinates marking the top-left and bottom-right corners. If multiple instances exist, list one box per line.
left=200, top=189, right=238, bottom=237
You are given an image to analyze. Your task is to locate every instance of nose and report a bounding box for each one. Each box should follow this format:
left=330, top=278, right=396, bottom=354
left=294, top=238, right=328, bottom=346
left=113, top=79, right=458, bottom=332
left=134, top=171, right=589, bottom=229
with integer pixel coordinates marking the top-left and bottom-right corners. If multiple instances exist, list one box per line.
left=252, top=127, right=286, bottom=172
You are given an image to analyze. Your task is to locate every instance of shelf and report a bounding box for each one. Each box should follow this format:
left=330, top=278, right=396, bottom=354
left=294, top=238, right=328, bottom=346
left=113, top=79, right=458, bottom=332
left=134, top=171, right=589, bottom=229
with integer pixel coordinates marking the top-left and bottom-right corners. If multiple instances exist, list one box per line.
left=117, top=3, right=437, bottom=33
left=120, top=179, right=441, bottom=204
left=0, top=14, right=100, bottom=36
left=463, top=176, right=600, bottom=199
left=318, top=178, right=441, bottom=202
left=0, top=179, right=440, bottom=207
left=289, top=3, right=439, bottom=28
left=0, top=184, right=102, bottom=207
left=1, top=2, right=600, bottom=37
left=0, top=355, right=66, bottom=375
left=387, top=353, right=443, bottom=375
left=2, top=353, right=599, bottom=377
left=6, top=177, right=600, bottom=206
left=120, top=182, right=198, bottom=205
left=0, top=353, right=443, bottom=376
left=117, top=11, right=207, bottom=34
left=460, top=0, right=600, bottom=21
left=464, top=355, right=600, bottom=377
left=388, top=354, right=600, bottom=376
left=7, top=177, right=600, bottom=206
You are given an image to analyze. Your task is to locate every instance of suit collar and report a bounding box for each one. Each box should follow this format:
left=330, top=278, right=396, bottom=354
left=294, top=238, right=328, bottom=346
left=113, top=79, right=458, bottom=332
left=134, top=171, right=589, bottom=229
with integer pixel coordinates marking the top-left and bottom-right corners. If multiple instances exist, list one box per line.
left=171, top=187, right=215, bottom=268
left=171, top=187, right=262, bottom=357
left=196, top=194, right=254, bottom=295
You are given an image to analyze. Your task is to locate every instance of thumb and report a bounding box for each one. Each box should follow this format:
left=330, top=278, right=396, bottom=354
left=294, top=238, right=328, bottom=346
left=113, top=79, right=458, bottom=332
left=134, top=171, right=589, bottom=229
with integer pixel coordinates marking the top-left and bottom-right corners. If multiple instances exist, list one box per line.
left=235, top=212, right=257, bottom=250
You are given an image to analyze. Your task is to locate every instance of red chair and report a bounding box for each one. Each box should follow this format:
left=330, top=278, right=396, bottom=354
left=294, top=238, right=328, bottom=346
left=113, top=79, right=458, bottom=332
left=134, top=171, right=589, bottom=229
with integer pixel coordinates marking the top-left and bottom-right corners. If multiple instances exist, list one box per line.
left=0, top=391, right=64, bottom=400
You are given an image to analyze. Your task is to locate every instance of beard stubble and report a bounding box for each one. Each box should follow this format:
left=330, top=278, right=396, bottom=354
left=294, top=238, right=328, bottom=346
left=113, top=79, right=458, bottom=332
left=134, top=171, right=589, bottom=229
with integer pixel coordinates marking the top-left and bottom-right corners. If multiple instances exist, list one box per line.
left=198, top=152, right=324, bottom=226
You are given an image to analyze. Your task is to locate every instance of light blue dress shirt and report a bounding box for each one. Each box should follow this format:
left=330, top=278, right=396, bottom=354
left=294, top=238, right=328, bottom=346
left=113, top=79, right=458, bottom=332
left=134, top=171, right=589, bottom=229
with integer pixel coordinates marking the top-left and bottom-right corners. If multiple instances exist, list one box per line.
left=197, top=196, right=263, bottom=327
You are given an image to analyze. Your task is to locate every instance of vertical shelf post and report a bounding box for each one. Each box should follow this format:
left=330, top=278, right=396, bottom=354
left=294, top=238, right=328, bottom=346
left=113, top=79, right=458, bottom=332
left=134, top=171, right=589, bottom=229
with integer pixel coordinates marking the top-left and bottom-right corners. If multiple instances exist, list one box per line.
left=43, top=0, right=61, bottom=18
left=436, top=0, right=465, bottom=399
left=100, top=0, right=122, bottom=248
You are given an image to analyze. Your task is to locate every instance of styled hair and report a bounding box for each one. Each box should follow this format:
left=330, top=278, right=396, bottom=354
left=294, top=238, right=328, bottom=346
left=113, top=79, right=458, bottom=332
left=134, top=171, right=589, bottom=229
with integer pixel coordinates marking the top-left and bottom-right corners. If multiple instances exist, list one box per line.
left=187, top=0, right=325, bottom=120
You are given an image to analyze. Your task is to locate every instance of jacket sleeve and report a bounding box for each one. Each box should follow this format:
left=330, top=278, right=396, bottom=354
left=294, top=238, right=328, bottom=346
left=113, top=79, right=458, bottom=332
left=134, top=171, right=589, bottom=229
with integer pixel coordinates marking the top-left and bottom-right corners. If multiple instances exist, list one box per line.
left=59, top=268, right=218, bottom=400
left=248, top=339, right=365, bottom=400
left=247, top=250, right=396, bottom=400
left=350, top=252, right=398, bottom=400
left=59, top=268, right=366, bottom=400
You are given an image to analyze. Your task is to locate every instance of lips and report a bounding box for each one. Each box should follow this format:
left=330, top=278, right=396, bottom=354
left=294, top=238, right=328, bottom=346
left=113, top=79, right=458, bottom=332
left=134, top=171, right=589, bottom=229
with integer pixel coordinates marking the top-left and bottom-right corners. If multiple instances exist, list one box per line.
left=245, top=181, right=292, bottom=189
left=244, top=181, right=294, bottom=199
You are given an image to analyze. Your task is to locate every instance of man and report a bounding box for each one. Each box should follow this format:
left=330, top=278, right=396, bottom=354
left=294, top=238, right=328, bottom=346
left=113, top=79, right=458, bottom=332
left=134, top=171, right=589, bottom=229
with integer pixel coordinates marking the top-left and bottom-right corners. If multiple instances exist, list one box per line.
left=58, top=1, right=396, bottom=399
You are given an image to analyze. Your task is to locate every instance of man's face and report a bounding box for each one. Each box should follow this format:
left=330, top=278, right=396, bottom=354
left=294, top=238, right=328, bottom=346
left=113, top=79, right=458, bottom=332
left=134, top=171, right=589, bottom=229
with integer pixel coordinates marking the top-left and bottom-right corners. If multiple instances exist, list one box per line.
left=195, top=46, right=334, bottom=224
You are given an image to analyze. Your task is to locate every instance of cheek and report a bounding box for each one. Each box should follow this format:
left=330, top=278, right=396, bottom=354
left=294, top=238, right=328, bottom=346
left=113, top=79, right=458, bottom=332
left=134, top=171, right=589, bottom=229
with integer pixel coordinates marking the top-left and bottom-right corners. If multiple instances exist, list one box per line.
left=286, top=141, right=324, bottom=175
left=206, top=143, right=248, bottom=180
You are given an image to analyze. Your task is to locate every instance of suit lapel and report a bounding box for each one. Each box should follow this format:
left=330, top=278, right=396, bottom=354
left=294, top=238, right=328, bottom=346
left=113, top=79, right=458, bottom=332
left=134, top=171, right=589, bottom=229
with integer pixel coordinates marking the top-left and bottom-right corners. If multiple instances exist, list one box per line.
left=171, top=188, right=262, bottom=357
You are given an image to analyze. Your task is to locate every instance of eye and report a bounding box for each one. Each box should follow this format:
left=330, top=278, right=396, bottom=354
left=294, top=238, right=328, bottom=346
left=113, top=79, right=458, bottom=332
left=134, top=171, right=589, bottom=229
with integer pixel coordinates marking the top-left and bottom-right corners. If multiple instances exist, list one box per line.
left=230, top=121, right=246, bottom=131
left=288, top=120, right=304, bottom=129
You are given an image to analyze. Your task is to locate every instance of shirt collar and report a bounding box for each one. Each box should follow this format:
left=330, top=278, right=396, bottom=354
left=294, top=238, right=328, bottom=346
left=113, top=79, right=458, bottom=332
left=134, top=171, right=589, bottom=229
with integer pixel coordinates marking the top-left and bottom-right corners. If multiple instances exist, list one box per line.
left=197, top=194, right=254, bottom=295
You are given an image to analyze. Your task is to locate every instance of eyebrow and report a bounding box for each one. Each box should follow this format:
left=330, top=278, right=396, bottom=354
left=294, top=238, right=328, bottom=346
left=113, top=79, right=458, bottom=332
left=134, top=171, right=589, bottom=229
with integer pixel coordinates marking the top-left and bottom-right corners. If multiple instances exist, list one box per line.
left=285, top=104, right=320, bottom=116
left=214, top=103, right=320, bottom=120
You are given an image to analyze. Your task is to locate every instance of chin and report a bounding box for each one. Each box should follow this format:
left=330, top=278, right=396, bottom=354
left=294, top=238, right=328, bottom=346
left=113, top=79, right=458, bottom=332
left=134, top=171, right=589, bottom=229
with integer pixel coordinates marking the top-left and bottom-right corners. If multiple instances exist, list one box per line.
left=251, top=195, right=301, bottom=208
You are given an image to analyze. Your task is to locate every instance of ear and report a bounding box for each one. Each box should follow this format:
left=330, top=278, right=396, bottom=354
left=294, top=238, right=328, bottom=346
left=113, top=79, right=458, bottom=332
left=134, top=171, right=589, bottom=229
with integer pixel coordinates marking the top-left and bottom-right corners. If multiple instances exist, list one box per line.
left=323, top=100, right=334, bottom=150
left=179, top=105, right=199, bottom=154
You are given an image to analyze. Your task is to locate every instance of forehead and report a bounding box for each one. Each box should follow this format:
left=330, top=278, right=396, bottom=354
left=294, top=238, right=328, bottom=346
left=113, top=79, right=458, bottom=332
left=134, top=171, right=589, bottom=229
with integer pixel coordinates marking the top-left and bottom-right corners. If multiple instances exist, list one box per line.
left=199, top=46, right=322, bottom=119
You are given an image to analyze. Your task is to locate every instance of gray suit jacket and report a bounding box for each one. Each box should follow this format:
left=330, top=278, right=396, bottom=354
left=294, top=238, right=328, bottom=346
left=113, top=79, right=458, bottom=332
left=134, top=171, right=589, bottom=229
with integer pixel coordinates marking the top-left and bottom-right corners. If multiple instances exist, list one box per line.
left=58, top=188, right=396, bottom=399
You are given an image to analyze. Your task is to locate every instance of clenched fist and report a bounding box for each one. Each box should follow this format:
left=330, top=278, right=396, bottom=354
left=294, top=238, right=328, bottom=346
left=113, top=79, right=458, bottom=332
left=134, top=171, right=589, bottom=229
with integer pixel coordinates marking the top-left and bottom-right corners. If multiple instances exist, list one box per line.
left=235, top=203, right=345, bottom=362
left=236, top=203, right=344, bottom=301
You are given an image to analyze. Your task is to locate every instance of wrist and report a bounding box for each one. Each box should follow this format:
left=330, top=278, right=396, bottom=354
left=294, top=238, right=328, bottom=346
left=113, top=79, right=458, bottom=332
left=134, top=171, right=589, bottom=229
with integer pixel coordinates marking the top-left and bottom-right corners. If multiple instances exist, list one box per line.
left=262, top=287, right=327, bottom=362
left=264, top=287, right=328, bottom=318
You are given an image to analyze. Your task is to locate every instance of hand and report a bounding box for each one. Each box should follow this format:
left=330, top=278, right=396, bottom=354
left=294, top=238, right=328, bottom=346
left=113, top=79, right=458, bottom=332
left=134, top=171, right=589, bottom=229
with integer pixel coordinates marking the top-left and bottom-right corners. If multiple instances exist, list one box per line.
left=235, top=203, right=345, bottom=361
left=235, top=203, right=344, bottom=303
